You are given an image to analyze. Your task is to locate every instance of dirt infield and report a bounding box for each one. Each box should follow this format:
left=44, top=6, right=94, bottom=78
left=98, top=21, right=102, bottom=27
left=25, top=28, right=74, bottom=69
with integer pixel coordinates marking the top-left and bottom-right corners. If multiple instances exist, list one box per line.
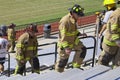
left=12, top=14, right=97, bottom=40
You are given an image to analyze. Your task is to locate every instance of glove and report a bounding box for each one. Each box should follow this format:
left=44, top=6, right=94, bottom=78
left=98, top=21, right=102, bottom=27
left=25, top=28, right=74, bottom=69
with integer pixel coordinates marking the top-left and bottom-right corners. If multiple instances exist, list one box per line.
left=64, top=47, right=72, bottom=55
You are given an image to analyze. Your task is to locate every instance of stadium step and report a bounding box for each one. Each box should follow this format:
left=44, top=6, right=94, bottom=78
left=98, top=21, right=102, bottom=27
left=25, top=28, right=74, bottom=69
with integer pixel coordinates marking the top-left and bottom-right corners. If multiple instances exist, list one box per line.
left=0, top=65, right=113, bottom=80
left=0, top=74, right=22, bottom=80
left=67, top=65, right=111, bottom=80
left=89, top=66, right=120, bottom=80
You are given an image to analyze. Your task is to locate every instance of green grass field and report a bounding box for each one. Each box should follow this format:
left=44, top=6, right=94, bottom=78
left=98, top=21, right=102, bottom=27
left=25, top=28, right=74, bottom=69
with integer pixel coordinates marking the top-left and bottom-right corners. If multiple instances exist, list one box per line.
left=0, top=0, right=106, bottom=26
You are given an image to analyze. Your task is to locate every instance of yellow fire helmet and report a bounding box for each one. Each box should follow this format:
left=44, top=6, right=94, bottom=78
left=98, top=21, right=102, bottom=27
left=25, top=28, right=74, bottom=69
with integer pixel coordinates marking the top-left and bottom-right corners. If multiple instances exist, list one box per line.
left=95, top=12, right=100, bottom=15
left=103, top=0, right=116, bottom=6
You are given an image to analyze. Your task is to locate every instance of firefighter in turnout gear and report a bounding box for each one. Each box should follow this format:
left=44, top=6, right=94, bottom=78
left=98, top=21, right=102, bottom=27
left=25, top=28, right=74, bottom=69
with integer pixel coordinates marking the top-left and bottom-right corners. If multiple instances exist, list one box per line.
left=95, top=11, right=105, bottom=37
left=14, top=24, right=40, bottom=75
left=55, top=4, right=87, bottom=72
left=95, top=11, right=106, bottom=50
left=98, top=0, right=120, bottom=67
left=7, top=23, right=16, bottom=53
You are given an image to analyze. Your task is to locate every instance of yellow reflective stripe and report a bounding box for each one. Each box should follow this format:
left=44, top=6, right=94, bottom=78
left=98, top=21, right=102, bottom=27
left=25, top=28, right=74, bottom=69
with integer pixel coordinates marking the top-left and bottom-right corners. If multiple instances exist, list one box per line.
left=58, top=41, right=68, bottom=48
left=60, top=29, right=79, bottom=36
left=26, top=57, right=30, bottom=60
left=111, top=24, right=118, bottom=31
left=14, top=65, right=19, bottom=75
left=72, top=62, right=80, bottom=68
left=16, top=55, right=24, bottom=60
left=58, top=41, right=73, bottom=48
left=16, top=43, right=24, bottom=48
left=103, top=38, right=116, bottom=46
left=111, top=34, right=120, bottom=41
left=65, top=31, right=79, bottom=36
left=27, top=47, right=36, bottom=50
left=69, top=44, right=73, bottom=48
left=111, top=24, right=120, bottom=33
left=60, top=29, right=66, bottom=34
left=75, top=38, right=80, bottom=45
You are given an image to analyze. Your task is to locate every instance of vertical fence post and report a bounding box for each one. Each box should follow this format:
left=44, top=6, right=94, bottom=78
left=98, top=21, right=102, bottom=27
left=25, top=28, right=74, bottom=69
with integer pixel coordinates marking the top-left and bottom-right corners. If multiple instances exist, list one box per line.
left=8, top=52, right=10, bottom=77
left=54, top=42, right=57, bottom=67
left=92, top=37, right=96, bottom=67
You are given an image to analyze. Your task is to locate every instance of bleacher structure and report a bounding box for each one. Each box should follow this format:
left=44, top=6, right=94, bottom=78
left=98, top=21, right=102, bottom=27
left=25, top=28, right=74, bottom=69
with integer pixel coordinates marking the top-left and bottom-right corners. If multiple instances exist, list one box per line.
left=0, top=24, right=120, bottom=80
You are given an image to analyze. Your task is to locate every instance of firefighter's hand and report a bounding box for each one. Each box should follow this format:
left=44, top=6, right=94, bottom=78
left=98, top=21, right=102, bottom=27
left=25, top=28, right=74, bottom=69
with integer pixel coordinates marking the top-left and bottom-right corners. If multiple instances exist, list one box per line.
left=98, top=33, right=102, bottom=38
left=116, top=40, right=120, bottom=47
left=65, top=47, right=72, bottom=55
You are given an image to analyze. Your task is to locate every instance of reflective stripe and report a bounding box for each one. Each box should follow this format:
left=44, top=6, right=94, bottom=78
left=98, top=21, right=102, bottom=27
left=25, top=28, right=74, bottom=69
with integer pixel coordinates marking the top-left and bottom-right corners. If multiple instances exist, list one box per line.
left=111, top=34, right=120, bottom=41
left=14, top=65, right=19, bottom=75
left=111, top=24, right=118, bottom=31
left=72, top=62, right=80, bottom=68
left=58, top=41, right=73, bottom=48
left=16, top=44, right=36, bottom=50
left=111, top=24, right=120, bottom=33
left=26, top=57, right=30, bottom=60
left=16, top=43, right=24, bottom=48
left=16, top=55, right=24, bottom=60
left=103, top=38, right=116, bottom=46
left=58, top=38, right=79, bottom=48
left=26, top=47, right=37, bottom=50
left=60, top=29, right=79, bottom=36
left=16, top=55, right=33, bottom=61
left=75, top=38, right=80, bottom=45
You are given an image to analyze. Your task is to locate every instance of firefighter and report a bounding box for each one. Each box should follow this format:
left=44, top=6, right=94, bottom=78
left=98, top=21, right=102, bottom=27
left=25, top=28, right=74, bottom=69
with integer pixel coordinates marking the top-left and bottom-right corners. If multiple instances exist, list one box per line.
left=14, top=24, right=40, bottom=75
left=95, top=10, right=105, bottom=37
left=98, top=0, right=120, bottom=67
left=7, top=23, right=16, bottom=53
left=95, top=11, right=106, bottom=50
left=98, top=0, right=116, bottom=51
left=55, top=4, right=87, bottom=72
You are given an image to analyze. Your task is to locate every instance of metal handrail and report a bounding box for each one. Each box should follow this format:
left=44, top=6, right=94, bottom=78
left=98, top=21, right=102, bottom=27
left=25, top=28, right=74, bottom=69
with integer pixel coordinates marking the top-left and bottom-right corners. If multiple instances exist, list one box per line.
left=37, top=42, right=57, bottom=64
left=79, top=36, right=96, bottom=67
left=37, top=36, right=96, bottom=68
left=23, top=36, right=96, bottom=75
left=23, top=42, right=57, bottom=75
left=8, top=52, right=10, bottom=77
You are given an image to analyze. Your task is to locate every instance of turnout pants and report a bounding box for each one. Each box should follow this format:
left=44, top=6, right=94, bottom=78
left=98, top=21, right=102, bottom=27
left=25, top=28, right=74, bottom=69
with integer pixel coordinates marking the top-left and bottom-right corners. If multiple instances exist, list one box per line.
left=98, top=43, right=119, bottom=66
left=14, top=57, right=40, bottom=75
left=55, top=42, right=86, bottom=72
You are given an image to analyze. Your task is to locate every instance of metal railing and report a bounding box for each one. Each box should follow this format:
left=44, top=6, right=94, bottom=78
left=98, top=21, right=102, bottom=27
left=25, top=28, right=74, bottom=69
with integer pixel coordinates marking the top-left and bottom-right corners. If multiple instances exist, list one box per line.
left=22, top=42, right=57, bottom=76
left=79, top=36, right=96, bottom=67
left=37, top=36, right=96, bottom=69
left=22, top=36, right=97, bottom=75
left=37, top=42, right=57, bottom=64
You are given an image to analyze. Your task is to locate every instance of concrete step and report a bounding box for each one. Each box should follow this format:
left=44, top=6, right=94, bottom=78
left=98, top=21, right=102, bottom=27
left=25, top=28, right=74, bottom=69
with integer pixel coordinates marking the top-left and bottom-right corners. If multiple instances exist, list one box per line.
left=89, top=66, right=120, bottom=80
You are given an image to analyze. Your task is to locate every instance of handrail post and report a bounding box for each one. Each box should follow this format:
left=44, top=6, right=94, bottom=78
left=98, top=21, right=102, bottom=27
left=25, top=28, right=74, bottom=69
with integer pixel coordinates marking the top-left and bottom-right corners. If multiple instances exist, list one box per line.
left=91, top=36, right=96, bottom=67
left=8, top=52, right=10, bottom=77
left=54, top=42, right=57, bottom=65
left=23, top=64, right=26, bottom=76
left=79, top=36, right=96, bottom=67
